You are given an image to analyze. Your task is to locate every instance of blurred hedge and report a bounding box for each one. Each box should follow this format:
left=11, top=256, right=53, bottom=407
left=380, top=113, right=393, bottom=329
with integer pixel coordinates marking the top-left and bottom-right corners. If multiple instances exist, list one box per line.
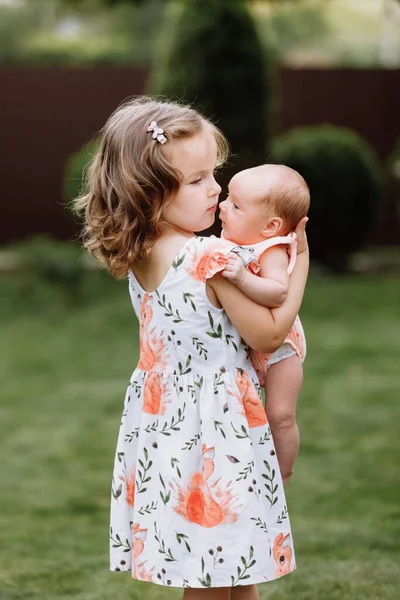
left=272, top=125, right=383, bottom=272
left=149, top=0, right=270, bottom=231
left=388, top=137, right=400, bottom=221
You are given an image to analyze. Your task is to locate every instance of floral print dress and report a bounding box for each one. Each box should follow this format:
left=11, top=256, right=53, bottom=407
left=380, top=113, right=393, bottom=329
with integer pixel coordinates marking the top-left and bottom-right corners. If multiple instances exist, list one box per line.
left=109, top=235, right=296, bottom=588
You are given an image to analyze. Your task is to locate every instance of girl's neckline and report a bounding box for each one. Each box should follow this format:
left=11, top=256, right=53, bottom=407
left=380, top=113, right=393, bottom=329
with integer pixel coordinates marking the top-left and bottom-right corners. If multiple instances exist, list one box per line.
left=129, top=236, right=195, bottom=295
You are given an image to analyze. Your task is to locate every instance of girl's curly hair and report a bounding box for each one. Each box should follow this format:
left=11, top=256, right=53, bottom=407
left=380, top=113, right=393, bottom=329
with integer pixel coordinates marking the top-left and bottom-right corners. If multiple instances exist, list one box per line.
left=73, top=96, right=229, bottom=278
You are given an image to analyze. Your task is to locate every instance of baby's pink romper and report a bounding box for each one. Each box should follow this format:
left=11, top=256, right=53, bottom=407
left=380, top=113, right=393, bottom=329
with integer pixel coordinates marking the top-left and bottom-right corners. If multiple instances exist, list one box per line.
left=228, top=233, right=306, bottom=387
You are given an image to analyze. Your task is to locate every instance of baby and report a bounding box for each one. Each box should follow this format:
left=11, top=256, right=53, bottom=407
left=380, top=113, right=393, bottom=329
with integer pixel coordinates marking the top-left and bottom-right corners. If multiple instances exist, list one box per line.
left=219, top=164, right=310, bottom=487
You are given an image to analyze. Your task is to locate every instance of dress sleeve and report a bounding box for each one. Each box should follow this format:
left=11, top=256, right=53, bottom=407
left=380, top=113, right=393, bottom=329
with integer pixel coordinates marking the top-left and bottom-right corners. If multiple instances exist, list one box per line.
left=187, top=237, right=242, bottom=282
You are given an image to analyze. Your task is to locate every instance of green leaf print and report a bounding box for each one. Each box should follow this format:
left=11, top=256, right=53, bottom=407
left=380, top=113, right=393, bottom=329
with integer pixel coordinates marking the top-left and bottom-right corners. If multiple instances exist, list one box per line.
left=159, top=473, right=171, bottom=505
left=230, top=546, right=256, bottom=585
left=156, top=290, right=184, bottom=323
left=154, top=521, right=177, bottom=562
left=187, top=383, right=197, bottom=403
left=131, top=381, right=141, bottom=397
left=181, top=433, right=201, bottom=451
left=110, top=528, right=132, bottom=552
left=258, top=426, right=272, bottom=445
left=206, top=311, right=223, bottom=340
left=213, top=373, right=224, bottom=394
left=170, top=456, right=182, bottom=478
left=125, top=428, right=139, bottom=442
left=178, top=355, right=192, bottom=375
left=250, top=517, right=268, bottom=533
left=213, top=419, right=226, bottom=439
left=183, top=292, right=196, bottom=311
left=111, top=479, right=122, bottom=500
left=176, top=532, right=191, bottom=553
left=138, top=501, right=158, bottom=515
left=231, top=422, right=252, bottom=442
left=195, top=376, right=204, bottom=390
left=277, top=505, right=288, bottom=524
left=144, top=420, right=158, bottom=434
left=136, top=447, right=153, bottom=494
left=262, top=460, right=279, bottom=506
left=207, top=313, right=239, bottom=351
left=160, top=402, right=186, bottom=436
left=198, top=556, right=212, bottom=587
left=236, top=460, right=254, bottom=481
left=192, top=337, right=208, bottom=360
left=172, top=253, right=186, bottom=271
left=225, top=334, right=238, bottom=352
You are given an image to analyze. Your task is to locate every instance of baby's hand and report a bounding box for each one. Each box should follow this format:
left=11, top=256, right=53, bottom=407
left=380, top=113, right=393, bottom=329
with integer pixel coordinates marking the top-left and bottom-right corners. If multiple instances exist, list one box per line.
left=294, top=217, right=309, bottom=255
left=221, top=253, right=247, bottom=286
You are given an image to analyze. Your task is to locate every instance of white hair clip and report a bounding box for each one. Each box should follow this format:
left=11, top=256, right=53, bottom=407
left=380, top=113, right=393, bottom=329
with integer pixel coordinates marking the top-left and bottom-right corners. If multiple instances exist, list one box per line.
left=147, top=120, right=167, bottom=144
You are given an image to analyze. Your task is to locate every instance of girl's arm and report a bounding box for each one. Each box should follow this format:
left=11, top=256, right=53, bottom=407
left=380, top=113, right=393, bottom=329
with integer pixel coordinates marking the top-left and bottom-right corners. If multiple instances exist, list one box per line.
left=208, top=218, right=309, bottom=353
left=221, top=246, right=289, bottom=308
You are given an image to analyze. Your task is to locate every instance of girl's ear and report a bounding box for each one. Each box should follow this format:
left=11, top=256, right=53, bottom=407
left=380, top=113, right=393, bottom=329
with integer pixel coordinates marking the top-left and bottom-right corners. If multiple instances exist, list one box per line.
left=261, top=217, right=283, bottom=238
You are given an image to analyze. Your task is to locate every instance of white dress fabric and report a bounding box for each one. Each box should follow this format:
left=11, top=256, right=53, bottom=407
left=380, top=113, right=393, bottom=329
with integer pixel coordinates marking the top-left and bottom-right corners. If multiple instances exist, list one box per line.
left=109, top=235, right=296, bottom=588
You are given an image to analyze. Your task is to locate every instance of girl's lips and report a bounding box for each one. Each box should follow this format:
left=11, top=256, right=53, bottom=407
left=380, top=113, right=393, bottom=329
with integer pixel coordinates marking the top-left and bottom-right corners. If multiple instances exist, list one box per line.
left=207, top=205, right=217, bottom=212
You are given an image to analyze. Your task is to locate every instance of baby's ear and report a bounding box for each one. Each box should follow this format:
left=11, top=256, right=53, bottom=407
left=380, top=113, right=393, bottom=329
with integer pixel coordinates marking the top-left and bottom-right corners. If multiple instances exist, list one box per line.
left=261, top=217, right=283, bottom=238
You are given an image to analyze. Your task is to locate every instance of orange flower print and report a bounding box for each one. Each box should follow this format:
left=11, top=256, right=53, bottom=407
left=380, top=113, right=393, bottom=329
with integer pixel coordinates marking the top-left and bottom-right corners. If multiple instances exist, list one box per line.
left=137, top=294, right=169, bottom=371
left=273, top=533, right=293, bottom=578
left=132, top=523, right=155, bottom=582
left=119, top=467, right=136, bottom=507
left=170, top=444, right=242, bottom=528
left=142, top=372, right=171, bottom=415
left=229, top=369, right=268, bottom=428
left=186, top=246, right=228, bottom=283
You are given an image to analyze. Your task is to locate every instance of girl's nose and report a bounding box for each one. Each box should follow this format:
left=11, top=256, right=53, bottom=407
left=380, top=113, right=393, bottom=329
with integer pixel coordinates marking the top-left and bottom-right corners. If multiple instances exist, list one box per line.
left=210, top=178, right=222, bottom=197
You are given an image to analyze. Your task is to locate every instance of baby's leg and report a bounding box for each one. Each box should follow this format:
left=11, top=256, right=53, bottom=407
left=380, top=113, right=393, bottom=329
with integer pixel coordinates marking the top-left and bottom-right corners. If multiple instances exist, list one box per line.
left=231, top=584, right=259, bottom=599
left=183, top=587, right=231, bottom=600
left=265, top=355, right=303, bottom=487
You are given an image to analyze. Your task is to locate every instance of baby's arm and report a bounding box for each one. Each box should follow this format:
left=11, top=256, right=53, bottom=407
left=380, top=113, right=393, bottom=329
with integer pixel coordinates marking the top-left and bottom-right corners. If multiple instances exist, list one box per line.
left=222, top=246, right=289, bottom=308
left=208, top=218, right=309, bottom=353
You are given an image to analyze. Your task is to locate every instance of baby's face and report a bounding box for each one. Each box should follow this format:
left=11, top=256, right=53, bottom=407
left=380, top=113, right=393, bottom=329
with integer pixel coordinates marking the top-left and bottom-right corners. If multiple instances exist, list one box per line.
left=219, top=170, right=272, bottom=245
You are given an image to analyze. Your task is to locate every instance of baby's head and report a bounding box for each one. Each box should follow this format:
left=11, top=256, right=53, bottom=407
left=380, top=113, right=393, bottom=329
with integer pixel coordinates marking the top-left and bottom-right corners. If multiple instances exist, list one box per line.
left=219, top=164, right=310, bottom=245
left=74, top=96, right=228, bottom=277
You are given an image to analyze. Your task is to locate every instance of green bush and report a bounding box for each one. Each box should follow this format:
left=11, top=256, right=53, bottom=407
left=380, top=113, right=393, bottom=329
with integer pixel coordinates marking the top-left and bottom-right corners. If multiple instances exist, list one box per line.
left=63, top=138, right=100, bottom=206
left=272, top=125, right=382, bottom=272
left=388, top=137, right=400, bottom=221
left=7, top=235, right=86, bottom=307
left=149, top=0, right=270, bottom=225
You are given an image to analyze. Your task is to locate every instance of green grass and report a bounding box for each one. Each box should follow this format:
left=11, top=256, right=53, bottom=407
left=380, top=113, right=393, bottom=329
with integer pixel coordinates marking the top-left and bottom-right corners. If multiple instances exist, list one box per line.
left=1, top=270, right=399, bottom=599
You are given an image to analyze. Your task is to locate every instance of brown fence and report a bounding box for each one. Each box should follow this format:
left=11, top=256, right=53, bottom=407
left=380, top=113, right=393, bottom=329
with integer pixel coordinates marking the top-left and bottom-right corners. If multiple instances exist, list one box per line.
left=1, top=67, right=147, bottom=244
left=1, top=67, right=400, bottom=245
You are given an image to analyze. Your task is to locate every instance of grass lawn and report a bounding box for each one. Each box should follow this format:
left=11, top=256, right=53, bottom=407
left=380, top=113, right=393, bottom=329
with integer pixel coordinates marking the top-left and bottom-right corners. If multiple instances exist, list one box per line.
left=1, top=269, right=399, bottom=600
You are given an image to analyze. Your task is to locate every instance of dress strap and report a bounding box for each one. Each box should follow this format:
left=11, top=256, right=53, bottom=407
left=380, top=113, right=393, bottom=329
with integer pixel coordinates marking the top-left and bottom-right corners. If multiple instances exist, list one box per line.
left=221, top=231, right=298, bottom=275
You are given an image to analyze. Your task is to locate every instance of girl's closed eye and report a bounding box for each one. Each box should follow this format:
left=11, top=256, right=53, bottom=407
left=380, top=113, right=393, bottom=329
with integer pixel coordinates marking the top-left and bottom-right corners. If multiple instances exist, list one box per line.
left=190, top=178, right=202, bottom=185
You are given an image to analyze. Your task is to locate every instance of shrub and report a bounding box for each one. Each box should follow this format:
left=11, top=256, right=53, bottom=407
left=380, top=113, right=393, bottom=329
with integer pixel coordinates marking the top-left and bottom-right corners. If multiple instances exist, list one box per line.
left=388, top=137, right=400, bottom=221
left=149, top=0, right=270, bottom=232
left=272, top=125, right=382, bottom=272
left=8, top=235, right=86, bottom=307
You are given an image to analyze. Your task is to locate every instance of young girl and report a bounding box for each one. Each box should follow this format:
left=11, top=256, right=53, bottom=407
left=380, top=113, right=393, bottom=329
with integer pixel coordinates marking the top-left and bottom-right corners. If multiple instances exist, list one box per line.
left=74, top=96, right=309, bottom=600
left=219, top=164, right=310, bottom=488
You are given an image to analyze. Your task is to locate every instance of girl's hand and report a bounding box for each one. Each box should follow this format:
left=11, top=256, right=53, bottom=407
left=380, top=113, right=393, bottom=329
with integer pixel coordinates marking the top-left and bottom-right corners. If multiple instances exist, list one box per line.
left=221, top=253, right=247, bottom=286
left=295, top=217, right=309, bottom=255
